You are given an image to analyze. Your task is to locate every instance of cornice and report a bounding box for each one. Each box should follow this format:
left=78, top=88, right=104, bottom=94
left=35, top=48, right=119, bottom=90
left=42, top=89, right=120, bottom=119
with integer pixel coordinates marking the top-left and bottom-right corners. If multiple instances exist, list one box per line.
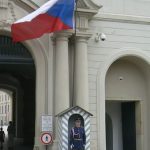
left=75, top=0, right=102, bottom=32
left=94, top=13, right=150, bottom=25
left=78, top=0, right=101, bottom=10
left=14, top=0, right=102, bottom=12
left=77, top=0, right=102, bottom=14
left=11, top=0, right=38, bottom=11
left=12, top=0, right=102, bottom=15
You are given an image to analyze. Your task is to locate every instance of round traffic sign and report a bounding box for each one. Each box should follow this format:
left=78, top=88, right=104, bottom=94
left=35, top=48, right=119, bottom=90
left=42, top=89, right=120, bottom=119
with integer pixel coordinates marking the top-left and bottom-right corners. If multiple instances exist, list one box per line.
left=41, top=133, right=53, bottom=145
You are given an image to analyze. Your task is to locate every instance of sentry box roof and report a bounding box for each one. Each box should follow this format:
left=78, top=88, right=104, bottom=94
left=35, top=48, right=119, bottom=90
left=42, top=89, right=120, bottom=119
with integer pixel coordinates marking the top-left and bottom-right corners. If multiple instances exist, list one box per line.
left=56, top=106, right=93, bottom=117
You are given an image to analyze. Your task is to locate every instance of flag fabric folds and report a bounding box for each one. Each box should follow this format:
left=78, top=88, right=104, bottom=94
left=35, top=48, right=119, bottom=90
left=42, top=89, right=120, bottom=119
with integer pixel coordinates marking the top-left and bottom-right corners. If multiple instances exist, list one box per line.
left=11, top=0, right=75, bottom=42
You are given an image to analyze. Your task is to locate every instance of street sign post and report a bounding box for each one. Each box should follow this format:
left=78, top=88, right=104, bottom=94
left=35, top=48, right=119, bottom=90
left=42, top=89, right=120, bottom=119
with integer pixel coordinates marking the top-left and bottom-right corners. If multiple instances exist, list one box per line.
left=41, top=132, right=53, bottom=150
left=41, top=132, right=53, bottom=144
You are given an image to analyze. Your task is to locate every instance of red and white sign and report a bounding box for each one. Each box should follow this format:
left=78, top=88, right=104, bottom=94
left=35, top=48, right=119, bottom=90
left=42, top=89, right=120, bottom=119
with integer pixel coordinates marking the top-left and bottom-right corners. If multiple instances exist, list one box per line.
left=41, top=133, right=53, bottom=145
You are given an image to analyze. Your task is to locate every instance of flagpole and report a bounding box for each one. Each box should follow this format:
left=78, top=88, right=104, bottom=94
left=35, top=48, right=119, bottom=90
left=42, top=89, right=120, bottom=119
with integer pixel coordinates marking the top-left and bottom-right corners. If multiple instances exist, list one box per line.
left=72, top=0, right=78, bottom=107
left=74, top=0, right=78, bottom=37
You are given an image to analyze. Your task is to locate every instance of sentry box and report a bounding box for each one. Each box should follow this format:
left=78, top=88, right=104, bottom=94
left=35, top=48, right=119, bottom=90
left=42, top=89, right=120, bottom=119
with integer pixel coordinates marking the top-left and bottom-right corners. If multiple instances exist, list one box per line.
left=56, top=106, right=93, bottom=150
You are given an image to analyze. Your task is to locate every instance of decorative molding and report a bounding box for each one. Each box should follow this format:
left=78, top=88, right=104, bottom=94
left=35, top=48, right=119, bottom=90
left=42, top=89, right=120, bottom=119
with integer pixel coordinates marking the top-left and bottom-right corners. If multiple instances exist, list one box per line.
left=0, top=19, right=13, bottom=29
left=8, top=2, right=17, bottom=21
left=0, top=1, right=17, bottom=28
left=94, top=13, right=150, bottom=25
left=75, top=0, right=101, bottom=32
left=78, top=0, right=102, bottom=10
left=11, top=0, right=38, bottom=12
left=0, top=0, right=8, bottom=8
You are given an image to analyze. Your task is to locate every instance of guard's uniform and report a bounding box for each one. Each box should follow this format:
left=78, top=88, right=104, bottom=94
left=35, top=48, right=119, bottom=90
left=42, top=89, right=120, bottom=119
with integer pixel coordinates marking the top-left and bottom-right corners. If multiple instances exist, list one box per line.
left=70, top=127, right=86, bottom=150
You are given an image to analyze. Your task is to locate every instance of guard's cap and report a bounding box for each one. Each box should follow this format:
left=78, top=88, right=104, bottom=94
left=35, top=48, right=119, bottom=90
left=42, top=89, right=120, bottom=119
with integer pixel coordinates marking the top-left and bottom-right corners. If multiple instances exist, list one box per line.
left=75, top=117, right=81, bottom=122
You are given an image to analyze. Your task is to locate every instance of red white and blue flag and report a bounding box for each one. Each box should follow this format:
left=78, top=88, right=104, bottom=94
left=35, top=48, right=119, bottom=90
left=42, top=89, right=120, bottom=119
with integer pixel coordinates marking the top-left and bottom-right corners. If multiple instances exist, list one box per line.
left=11, top=0, right=75, bottom=42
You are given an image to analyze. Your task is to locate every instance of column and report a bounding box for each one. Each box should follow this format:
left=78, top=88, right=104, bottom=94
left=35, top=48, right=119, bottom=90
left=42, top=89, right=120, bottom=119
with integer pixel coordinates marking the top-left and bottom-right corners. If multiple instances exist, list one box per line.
left=74, top=35, right=90, bottom=111
left=51, top=33, right=71, bottom=150
left=54, top=33, right=71, bottom=115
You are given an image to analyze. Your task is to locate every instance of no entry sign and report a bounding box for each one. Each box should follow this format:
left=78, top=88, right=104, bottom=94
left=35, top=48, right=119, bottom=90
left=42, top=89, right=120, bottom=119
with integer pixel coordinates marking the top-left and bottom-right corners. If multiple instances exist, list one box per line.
left=41, top=133, right=53, bottom=145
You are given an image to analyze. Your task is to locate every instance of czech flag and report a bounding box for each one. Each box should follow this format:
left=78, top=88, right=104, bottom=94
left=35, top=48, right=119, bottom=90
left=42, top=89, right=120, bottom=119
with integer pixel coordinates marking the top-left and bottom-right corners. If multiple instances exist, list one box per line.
left=11, top=0, right=75, bottom=42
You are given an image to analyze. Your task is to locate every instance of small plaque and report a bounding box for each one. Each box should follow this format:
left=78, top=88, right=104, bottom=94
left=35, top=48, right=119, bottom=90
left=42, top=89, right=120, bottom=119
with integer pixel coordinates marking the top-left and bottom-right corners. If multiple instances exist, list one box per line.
left=41, top=115, right=53, bottom=132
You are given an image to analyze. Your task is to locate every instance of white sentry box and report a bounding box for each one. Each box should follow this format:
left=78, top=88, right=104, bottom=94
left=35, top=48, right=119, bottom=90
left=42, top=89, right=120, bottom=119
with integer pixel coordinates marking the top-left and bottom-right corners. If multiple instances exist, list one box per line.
left=56, top=106, right=93, bottom=150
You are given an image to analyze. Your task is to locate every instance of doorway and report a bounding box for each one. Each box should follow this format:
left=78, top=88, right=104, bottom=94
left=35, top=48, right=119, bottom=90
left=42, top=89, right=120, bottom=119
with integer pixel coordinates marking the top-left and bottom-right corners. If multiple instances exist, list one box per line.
left=0, top=35, right=36, bottom=149
left=106, top=101, right=137, bottom=150
left=105, top=57, right=147, bottom=150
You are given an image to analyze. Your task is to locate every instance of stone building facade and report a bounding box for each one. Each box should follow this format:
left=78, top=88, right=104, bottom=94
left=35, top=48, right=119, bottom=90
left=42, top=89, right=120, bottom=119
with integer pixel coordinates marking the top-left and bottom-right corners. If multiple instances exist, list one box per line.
left=0, top=90, right=12, bottom=125
left=0, top=0, right=150, bottom=150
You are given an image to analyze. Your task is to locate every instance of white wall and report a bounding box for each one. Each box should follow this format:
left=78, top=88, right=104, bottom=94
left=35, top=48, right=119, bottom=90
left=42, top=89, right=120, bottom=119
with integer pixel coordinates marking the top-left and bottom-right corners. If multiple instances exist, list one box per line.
left=88, top=16, right=150, bottom=149
left=105, top=59, right=147, bottom=100
left=31, top=0, right=47, bottom=6
left=99, top=0, right=150, bottom=17
left=32, top=0, right=150, bottom=17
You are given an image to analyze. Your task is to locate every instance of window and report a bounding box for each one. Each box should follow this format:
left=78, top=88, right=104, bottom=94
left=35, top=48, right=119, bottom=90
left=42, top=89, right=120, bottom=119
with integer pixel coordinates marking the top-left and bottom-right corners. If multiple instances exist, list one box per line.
left=8, top=105, right=9, bottom=113
left=5, top=105, right=7, bottom=113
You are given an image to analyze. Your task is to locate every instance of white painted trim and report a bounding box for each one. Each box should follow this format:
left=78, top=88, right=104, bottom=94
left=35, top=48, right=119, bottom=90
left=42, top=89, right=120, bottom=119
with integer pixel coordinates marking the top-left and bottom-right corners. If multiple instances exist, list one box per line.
left=96, top=48, right=150, bottom=150
left=94, top=13, right=150, bottom=24
left=135, top=101, right=144, bottom=150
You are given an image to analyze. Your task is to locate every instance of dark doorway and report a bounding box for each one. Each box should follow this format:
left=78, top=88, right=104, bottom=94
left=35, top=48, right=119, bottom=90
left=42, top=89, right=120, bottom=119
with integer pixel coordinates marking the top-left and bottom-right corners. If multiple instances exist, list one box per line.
left=0, top=35, right=35, bottom=149
left=106, top=113, right=113, bottom=150
left=122, top=102, right=136, bottom=150
left=106, top=101, right=136, bottom=150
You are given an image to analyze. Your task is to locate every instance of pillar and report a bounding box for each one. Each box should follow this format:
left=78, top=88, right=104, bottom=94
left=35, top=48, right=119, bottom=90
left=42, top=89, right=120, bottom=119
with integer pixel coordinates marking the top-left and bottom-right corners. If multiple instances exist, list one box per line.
left=54, top=33, right=71, bottom=115
left=74, top=35, right=90, bottom=111
left=51, top=33, right=71, bottom=150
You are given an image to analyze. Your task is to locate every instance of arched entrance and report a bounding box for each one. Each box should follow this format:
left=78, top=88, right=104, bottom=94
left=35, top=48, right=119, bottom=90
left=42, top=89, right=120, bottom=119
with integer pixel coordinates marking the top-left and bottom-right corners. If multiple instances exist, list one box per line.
left=0, top=35, right=36, bottom=149
left=105, top=56, right=150, bottom=150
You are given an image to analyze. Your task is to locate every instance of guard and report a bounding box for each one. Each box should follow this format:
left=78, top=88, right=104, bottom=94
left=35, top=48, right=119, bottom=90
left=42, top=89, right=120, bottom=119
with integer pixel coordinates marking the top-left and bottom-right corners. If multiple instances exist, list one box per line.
left=70, top=118, right=86, bottom=150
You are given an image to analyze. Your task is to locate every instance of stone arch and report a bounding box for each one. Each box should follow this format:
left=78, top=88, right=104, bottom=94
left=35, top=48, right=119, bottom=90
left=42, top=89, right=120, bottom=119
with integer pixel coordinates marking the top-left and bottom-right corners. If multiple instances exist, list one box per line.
left=0, top=29, right=49, bottom=148
left=97, top=48, right=150, bottom=150
left=0, top=29, right=48, bottom=66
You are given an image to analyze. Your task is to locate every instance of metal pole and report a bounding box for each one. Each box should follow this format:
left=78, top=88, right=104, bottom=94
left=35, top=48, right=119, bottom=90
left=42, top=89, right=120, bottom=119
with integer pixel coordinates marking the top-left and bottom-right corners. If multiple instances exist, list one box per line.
left=72, top=0, right=79, bottom=107
left=46, top=145, right=48, bottom=150
left=74, top=0, right=78, bottom=37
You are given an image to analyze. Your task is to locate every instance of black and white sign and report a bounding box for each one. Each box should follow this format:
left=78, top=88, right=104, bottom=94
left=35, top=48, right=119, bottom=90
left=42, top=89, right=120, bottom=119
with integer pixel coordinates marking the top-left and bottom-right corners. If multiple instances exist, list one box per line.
left=42, top=115, right=53, bottom=132
left=41, top=133, right=53, bottom=145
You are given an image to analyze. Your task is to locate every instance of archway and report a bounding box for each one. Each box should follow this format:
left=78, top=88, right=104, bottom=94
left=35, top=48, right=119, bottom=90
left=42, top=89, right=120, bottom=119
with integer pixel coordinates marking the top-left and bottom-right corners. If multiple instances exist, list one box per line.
left=0, top=35, right=36, bottom=149
left=97, top=49, right=150, bottom=150
left=105, top=56, right=150, bottom=150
